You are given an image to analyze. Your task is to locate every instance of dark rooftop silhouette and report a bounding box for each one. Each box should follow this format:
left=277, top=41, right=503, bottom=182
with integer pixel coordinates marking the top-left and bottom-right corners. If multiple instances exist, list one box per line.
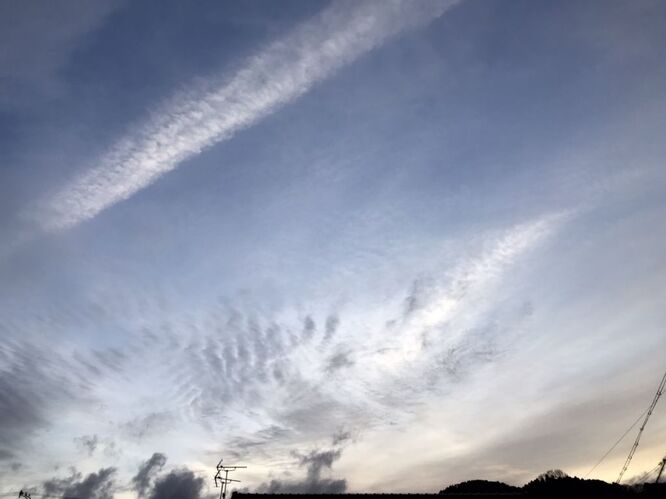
left=233, top=471, right=666, bottom=499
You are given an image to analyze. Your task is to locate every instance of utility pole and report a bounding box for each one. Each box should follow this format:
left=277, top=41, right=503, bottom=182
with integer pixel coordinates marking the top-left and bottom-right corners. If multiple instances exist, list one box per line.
left=214, top=459, right=246, bottom=499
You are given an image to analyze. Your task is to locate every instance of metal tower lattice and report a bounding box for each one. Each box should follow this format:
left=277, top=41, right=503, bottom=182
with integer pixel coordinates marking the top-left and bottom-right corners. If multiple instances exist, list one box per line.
left=616, top=369, right=666, bottom=483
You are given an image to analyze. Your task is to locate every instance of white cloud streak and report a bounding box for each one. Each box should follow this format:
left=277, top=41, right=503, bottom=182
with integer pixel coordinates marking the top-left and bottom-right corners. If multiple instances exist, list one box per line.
left=37, top=0, right=460, bottom=232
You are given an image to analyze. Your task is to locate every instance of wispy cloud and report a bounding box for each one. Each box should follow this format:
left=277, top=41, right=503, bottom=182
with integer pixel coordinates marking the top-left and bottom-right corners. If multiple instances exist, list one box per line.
left=109, top=213, right=564, bottom=456
left=362, top=213, right=567, bottom=375
left=0, top=212, right=565, bottom=488
left=36, top=0, right=460, bottom=232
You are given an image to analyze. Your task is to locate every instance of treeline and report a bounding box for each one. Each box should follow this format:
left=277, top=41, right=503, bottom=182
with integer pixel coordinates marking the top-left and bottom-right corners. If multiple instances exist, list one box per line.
left=439, top=470, right=665, bottom=498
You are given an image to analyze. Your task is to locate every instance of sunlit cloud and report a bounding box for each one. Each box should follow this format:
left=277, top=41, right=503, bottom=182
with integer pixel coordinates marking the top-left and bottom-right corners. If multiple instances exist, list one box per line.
left=35, top=0, right=460, bottom=232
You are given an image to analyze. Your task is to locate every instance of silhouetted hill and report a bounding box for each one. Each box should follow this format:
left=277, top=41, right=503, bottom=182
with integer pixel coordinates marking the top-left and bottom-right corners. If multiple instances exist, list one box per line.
left=523, top=470, right=628, bottom=497
left=440, top=479, right=520, bottom=495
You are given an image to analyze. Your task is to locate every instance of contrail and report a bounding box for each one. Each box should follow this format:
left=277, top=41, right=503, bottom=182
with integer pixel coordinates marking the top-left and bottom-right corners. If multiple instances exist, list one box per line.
left=36, top=0, right=460, bottom=232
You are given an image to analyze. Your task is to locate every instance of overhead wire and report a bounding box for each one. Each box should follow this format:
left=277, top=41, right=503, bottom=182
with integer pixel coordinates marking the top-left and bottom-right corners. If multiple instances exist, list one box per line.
left=585, top=407, right=648, bottom=478
left=615, top=368, right=666, bottom=483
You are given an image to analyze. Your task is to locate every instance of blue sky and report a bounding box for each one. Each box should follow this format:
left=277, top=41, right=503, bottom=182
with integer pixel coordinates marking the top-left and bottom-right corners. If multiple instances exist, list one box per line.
left=1, top=0, right=666, bottom=497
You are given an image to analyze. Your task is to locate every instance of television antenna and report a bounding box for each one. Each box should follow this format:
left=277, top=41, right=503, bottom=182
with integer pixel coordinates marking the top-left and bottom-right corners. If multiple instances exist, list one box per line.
left=213, top=459, right=246, bottom=499
left=3, top=493, right=79, bottom=499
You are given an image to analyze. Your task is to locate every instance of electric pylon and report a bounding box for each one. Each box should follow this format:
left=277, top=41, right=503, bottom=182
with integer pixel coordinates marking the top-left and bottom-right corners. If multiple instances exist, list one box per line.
left=615, top=369, right=666, bottom=483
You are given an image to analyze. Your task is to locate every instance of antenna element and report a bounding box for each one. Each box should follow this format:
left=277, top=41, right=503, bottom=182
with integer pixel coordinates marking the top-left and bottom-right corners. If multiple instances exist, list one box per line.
left=213, top=459, right=247, bottom=499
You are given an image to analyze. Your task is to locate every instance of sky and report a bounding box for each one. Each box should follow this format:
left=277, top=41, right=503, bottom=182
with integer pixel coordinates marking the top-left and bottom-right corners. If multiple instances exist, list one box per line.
left=1, top=0, right=666, bottom=497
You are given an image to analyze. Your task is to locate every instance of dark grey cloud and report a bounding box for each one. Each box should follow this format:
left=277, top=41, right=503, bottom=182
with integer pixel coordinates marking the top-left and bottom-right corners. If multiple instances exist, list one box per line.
left=302, top=316, right=316, bottom=341
left=403, top=281, right=422, bottom=318
left=299, top=449, right=341, bottom=481
left=324, top=315, right=339, bottom=341
left=0, top=362, right=44, bottom=459
left=331, top=429, right=351, bottom=446
left=148, top=469, right=204, bottom=499
left=133, top=453, right=167, bottom=497
left=403, top=278, right=435, bottom=319
left=42, top=467, right=116, bottom=499
left=254, top=447, right=346, bottom=493
left=0, top=342, right=69, bottom=460
left=255, top=475, right=346, bottom=494
left=325, top=351, right=354, bottom=373
left=74, top=435, right=99, bottom=457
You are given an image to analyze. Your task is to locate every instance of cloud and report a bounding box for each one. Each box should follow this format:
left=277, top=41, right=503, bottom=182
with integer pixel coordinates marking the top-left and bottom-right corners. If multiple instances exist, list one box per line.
left=255, top=476, right=347, bottom=494
left=255, top=447, right=347, bottom=493
left=119, top=412, right=174, bottom=441
left=74, top=435, right=100, bottom=457
left=0, top=214, right=561, bottom=487
left=0, top=361, right=44, bottom=460
left=325, top=351, right=355, bottom=373
left=302, top=316, right=316, bottom=342
left=324, top=315, right=340, bottom=341
left=97, top=213, right=563, bottom=470
left=133, top=453, right=168, bottom=497
left=331, top=430, right=352, bottom=446
left=227, top=425, right=293, bottom=460
left=0, top=337, right=135, bottom=467
left=148, top=469, right=205, bottom=499
left=0, top=341, right=84, bottom=461
left=42, top=467, right=116, bottom=499
left=300, top=449, right=342, bottom=481
left=35, top=0, right=461, bottom=231
left=402, top=278, right=432, bottom=319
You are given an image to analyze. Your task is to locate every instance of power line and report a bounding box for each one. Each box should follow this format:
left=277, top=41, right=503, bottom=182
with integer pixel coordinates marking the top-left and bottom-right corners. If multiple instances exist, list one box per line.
left=584, top=408, right=648, bottom=478
left=615, top=368, right=666, bottom=484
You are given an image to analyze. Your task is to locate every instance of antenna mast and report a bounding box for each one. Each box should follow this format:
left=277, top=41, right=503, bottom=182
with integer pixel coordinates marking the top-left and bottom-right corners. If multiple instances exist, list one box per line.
left=213, top=459, right=247, bottom=499
left=615, top=369, right=666, bottom=483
